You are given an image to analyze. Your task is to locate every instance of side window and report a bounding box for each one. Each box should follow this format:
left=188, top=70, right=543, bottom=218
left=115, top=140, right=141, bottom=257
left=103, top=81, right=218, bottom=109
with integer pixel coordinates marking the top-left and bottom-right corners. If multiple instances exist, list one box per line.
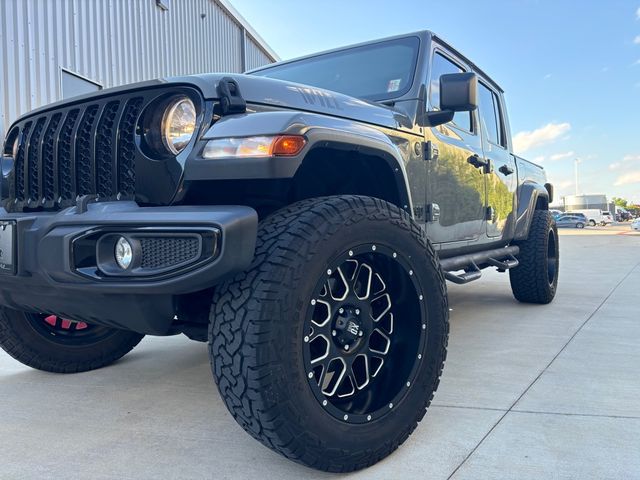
left=478, top=82, right=505, bottom=147
left=429, top=52, right=472, bottom=132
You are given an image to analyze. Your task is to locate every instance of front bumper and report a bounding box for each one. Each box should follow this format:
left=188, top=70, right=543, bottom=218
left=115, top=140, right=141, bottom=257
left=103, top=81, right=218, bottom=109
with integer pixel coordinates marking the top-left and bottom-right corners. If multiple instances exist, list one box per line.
left=0, top=202, right=257, bottom=334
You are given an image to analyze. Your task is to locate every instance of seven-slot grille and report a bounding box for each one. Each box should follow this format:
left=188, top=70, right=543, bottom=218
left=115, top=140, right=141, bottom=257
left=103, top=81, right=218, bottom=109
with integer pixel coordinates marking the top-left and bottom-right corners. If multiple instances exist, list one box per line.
left=6, top=94, right=148, bottom=211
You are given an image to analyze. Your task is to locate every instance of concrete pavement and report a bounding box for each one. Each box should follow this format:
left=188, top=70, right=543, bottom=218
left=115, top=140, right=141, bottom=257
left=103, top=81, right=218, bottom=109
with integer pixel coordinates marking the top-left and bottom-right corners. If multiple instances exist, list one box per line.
left=1, top=228, right=639, bottom=479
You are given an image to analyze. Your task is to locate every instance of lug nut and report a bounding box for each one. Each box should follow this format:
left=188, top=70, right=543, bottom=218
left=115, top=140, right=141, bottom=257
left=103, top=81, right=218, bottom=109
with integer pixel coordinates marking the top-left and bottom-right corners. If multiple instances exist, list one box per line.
left=332, top=330, right=337, bottom=336
left=355, top=309, right=360, bottom=315
left=344, top=345, right=349, bottom=351
left=358, top=330, right=364, bottom=337
left=339, top=308, right=344, bottom=314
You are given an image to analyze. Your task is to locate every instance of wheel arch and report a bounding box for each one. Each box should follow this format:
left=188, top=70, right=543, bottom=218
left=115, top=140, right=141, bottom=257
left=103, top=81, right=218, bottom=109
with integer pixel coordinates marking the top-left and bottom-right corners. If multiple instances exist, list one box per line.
left=514, top=182, right=550, bottom=240
left=289, top=137, right=412, bottom=214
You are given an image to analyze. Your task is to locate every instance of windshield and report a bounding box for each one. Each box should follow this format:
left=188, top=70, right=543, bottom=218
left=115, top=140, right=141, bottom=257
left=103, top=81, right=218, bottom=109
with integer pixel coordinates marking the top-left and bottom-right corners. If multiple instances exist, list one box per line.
left=250, top=36, right=420, bottom=102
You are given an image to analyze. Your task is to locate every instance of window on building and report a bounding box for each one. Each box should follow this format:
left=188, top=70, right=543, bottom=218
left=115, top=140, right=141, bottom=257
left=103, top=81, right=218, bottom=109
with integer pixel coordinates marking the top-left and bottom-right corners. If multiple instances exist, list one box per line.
left=429, top=52, right=472, bottom=132
left=61, top=69, right=102, bottom=100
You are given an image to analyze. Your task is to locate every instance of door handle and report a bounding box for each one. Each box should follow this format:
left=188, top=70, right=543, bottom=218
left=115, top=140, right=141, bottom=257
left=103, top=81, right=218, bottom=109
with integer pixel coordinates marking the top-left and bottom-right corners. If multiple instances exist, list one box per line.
left=499, top=164, right=514, bottom=176
left=467, top=154, right=488, bottom=169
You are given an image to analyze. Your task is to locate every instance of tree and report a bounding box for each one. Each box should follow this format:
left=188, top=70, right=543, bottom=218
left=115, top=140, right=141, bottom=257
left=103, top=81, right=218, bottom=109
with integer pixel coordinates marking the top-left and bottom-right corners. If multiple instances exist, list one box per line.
left=612, top=197, right=628, bottom=208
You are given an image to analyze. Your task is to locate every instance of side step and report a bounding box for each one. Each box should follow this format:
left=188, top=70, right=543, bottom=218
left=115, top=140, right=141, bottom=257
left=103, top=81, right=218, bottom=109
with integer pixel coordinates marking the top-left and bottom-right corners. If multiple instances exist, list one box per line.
left=439, top=246, right=520, bottom=285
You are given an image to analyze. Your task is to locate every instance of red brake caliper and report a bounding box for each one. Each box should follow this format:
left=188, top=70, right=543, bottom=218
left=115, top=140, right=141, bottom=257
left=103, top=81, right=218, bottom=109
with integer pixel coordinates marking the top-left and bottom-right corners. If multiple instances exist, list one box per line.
left=44, top=315, right=88, bottom=330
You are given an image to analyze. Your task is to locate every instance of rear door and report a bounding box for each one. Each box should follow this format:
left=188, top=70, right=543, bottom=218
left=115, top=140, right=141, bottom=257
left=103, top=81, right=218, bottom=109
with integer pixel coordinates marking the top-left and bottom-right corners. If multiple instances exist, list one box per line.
left=424, top=49, right=486, bottom=245
left=476, top=81, right=517, bottom=239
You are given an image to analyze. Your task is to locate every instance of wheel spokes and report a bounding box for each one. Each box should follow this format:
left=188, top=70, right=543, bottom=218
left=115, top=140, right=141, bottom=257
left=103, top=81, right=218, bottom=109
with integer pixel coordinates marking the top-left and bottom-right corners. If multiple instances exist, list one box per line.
left=354, top=262, right=373, bottom=300
left=369, top=328, right=391, bottom=355
left=311, top=299, right=331, bottom=328
left=306, top=254, right=400, bottom=402
left=370, top=293, right=392, bottom=322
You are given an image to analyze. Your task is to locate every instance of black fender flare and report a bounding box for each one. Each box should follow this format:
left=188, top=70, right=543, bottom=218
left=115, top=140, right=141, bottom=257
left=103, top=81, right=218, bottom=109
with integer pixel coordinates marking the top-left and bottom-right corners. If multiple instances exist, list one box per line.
left=187, top=111, right=414, bottom=214
left=514, top=182, right=550, bottom=240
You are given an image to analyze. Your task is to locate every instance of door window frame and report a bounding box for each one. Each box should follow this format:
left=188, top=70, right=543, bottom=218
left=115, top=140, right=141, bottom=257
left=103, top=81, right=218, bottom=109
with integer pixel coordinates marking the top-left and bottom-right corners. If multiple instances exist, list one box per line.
left=427, top=47, right=477, bottom=136
left=476, top=79, right=507, bottom=150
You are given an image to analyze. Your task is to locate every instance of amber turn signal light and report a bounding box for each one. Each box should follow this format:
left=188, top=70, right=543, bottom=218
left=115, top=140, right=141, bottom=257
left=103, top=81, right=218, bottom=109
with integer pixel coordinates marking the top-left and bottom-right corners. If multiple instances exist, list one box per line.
left=271, top=135, right=306, bottom=156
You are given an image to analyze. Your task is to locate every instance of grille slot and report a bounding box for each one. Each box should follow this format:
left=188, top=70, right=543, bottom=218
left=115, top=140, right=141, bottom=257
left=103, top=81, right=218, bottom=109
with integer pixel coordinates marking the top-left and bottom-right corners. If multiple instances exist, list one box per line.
left=27, top=117, right=46, bottom=201
left=118, top=98, right=143, bottom=196
left=14, top=121, right=32, bottom=201
left=42, top=113, right=63, bottom=201
left=75, top=105, right=100, bottom=196
left=58, top=109, right=80, bottom=201
left=95, top=101, right=120, bottom=198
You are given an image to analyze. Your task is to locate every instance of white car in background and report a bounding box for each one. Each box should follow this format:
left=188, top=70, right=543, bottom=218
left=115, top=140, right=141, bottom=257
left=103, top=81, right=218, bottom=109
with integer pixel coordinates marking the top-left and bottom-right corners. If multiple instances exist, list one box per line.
left=601, top=211, right=614, bottom=225
left=632, top=218, right=640, bottom=231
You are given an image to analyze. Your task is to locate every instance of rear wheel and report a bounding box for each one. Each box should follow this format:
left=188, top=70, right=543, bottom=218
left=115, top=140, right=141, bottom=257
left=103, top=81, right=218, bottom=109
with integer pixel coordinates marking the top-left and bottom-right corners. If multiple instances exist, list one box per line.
left=0, top=308, right=144, bottom=373
left=209, top=196, right=449, bottom=472
left=589, top=219, right=597, bottom=226
left=510, top=210, right=559, bottom=304
left=576, top=222, right=585, bottom=229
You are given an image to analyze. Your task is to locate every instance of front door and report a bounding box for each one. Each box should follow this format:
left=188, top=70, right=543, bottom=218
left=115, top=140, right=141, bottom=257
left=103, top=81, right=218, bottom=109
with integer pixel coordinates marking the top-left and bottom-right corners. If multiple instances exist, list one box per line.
left=476, top=81, right=517, bottom=239
left=425, top=50, right=486, bottom=245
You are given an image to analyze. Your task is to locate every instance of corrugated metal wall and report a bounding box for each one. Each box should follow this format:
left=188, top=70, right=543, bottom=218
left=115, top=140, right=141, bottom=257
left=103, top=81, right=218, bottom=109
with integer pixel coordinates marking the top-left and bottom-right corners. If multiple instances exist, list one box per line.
left=0, top=0, right=276, bottom=141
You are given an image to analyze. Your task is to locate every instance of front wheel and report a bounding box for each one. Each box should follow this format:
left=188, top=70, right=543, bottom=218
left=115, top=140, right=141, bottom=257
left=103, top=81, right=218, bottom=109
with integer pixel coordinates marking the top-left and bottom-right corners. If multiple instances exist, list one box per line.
left=509, top=210, right=559, bottom=304
left=576, top=222, right=585, bottom=229
left=209, top=196, right=449, bottom=472
left=0, top=308, right=144, bottom=373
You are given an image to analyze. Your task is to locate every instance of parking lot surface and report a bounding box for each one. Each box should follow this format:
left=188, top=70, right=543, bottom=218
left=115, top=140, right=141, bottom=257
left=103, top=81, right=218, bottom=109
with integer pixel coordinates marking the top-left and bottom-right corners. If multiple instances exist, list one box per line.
left=1, top=226, right=639, bottom=479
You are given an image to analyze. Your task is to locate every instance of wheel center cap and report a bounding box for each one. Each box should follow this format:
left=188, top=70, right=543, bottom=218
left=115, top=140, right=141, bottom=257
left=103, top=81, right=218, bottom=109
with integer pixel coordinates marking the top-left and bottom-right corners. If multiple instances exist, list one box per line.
left=332, top=306, right=364, bottom=350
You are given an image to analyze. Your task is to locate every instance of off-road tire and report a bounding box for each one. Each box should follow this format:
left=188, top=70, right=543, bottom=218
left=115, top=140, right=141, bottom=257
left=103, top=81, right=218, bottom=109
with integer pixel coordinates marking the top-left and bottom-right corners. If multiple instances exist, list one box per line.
left=509, top=209, right=559, bottom=304
left=209, top=195, right=449, bottom=472
left=0, top=308, right=144, bottom=373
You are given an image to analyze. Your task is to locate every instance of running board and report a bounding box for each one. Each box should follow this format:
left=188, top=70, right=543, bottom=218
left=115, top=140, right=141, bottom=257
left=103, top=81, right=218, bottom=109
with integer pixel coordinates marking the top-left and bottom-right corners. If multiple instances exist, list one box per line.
left=439, top=246, right=520, bottom=284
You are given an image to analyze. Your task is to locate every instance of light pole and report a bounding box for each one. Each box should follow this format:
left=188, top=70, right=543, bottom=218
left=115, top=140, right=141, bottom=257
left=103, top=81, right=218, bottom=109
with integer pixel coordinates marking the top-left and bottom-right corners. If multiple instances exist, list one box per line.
left=574, top=158, right=581, bottom=196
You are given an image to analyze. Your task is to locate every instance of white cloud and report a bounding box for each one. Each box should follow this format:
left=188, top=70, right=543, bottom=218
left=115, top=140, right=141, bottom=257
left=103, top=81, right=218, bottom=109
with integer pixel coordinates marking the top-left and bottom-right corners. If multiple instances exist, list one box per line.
left=635, top=35, right=640, bottom=44
left=614, top=171, right=640, bottom=186
left=512, top=122, right=571, bottom=154
left=554, top=180, right=574, bottom=190
left=610, top=154, right=640, bottom=170
left=532, top=155, right=545, bottom=163
left=549, top=151, right=575, bottom=161
left=543, top=73, right=552, bottom=80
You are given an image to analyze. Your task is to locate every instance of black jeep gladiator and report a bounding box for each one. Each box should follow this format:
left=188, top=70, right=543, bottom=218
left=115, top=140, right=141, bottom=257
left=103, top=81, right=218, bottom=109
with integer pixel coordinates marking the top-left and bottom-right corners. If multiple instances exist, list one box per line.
left=0, top=31, right=557, bottom=472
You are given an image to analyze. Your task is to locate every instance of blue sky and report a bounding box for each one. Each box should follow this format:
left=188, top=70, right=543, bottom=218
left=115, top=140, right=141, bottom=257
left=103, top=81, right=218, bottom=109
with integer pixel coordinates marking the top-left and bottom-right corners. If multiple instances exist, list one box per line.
left=230, top=0, right=640, bottom=204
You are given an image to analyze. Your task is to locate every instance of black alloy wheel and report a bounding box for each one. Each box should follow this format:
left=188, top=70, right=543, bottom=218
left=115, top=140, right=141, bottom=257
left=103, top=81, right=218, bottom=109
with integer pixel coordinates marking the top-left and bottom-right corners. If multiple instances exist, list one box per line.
left=304, top=244, right=425, bottom=423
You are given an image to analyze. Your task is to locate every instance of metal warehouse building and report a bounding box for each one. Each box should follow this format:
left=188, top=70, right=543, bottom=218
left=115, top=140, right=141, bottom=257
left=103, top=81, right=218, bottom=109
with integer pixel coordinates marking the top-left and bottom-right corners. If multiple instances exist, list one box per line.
left=0, top=0, right=278, bottom=141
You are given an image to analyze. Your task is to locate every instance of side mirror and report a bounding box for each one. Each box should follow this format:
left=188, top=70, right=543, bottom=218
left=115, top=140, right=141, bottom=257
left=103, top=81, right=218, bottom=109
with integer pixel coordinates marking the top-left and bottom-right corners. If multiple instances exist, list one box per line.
left=424, top=72, right=478, bottom=127
left=440, top=72, right=477, bottom=112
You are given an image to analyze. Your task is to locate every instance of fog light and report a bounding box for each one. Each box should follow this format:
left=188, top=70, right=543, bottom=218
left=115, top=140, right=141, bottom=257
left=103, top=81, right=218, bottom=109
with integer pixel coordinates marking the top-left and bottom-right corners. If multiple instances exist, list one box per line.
left=115, top=237, right=133, bottom=270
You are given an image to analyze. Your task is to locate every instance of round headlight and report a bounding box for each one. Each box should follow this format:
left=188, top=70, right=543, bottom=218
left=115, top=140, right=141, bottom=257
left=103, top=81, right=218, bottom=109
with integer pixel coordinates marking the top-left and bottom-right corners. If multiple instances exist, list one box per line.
left=161, top=97, right=196, bottom=155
